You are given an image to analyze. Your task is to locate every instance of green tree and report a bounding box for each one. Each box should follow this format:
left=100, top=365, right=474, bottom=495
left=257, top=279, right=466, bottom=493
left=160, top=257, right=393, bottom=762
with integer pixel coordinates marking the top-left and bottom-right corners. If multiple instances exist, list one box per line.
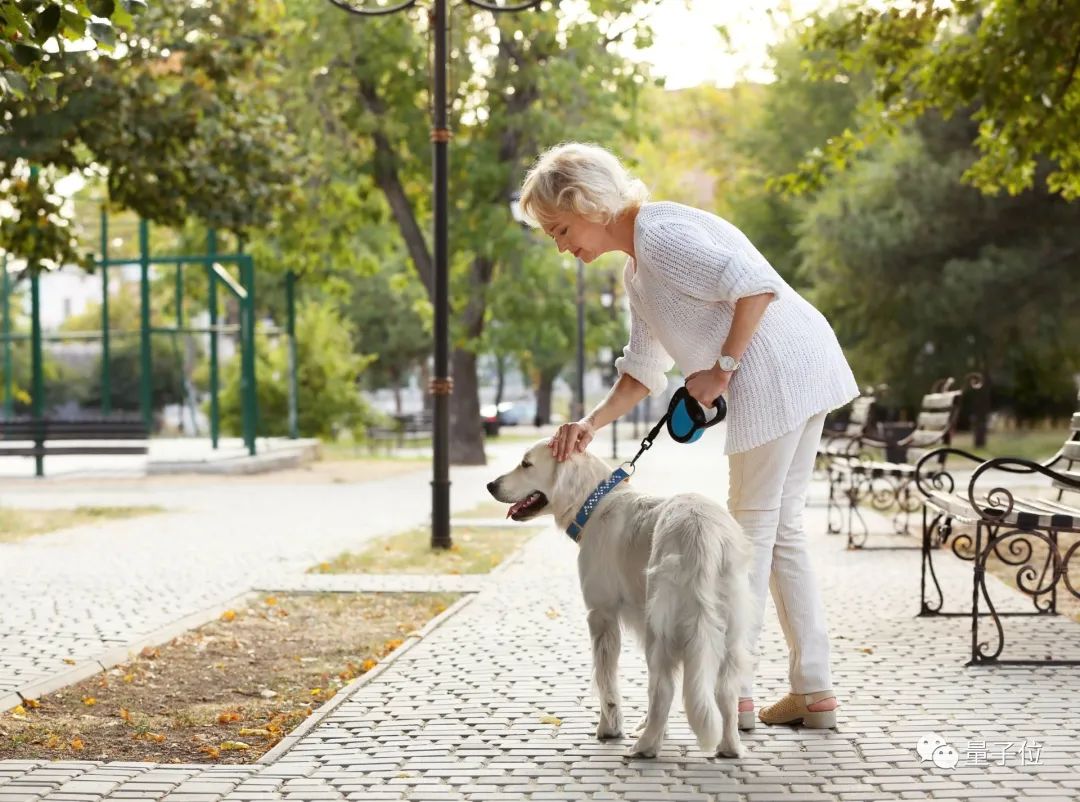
left=0, top=0, right=146, bottom=98
left=797, top=116, right=1080, bottom=427
left=791, top=0, right=1080, bottom=200
left=218, top=299, right=377, bottom=440
left=286, top=0, right=658, bottom=464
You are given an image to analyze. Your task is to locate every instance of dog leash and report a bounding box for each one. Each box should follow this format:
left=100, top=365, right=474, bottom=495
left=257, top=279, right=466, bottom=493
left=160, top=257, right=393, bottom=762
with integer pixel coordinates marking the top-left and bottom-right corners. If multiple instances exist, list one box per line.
left=565, top=388, right=727, bottom=542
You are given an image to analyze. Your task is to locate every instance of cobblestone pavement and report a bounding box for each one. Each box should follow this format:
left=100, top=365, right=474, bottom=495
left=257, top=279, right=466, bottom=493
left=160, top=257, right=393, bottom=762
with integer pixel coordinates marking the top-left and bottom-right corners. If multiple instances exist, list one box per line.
left=3, top=430, right=1080, bottom=800
left=0, top=441, right=554, bottom=699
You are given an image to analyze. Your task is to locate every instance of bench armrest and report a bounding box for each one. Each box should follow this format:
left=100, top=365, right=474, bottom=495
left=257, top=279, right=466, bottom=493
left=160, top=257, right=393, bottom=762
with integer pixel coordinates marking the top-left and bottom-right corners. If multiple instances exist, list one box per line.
left=967, top=457, right=1080, bottom=523
left=913, top=447, right=985, bottom=497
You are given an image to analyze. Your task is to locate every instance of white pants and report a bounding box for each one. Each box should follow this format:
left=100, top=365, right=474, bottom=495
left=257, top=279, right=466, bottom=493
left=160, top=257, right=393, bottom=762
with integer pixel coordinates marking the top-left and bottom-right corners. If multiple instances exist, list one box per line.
left=729, top=411, right=831, bottom=699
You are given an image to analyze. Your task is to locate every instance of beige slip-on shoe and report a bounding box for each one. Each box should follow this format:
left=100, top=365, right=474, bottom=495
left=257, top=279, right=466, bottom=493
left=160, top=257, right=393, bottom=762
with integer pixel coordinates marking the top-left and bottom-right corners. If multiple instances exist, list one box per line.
left=758, top=690, right=838, bottom=728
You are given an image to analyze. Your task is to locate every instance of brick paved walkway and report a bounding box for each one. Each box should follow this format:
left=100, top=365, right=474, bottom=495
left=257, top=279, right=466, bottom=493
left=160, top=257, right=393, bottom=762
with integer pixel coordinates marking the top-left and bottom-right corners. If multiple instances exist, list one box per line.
left=3, top=431, right=1080, bottom=800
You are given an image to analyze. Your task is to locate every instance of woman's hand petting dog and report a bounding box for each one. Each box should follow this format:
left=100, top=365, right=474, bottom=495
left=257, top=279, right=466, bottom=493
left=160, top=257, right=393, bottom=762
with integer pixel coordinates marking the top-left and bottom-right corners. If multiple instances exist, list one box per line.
left=549, top=418, right=595, bottom=461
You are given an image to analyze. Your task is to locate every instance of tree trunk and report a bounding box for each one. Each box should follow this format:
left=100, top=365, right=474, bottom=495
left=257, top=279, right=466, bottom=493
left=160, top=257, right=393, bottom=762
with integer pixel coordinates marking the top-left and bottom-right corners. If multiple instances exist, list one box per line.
left=973, top=372, right=991, bottom=449
left=536, top=368, right=557, bottom=425
left=495, top=354, right=506, bottom=407
left=392, top=381, right=402, bottom=416
left=450, top=346, right=486, bottom=465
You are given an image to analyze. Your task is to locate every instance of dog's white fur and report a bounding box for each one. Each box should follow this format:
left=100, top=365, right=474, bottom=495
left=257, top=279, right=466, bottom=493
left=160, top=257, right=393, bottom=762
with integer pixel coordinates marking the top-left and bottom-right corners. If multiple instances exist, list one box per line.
left=487, top=440, right=751, bottom=758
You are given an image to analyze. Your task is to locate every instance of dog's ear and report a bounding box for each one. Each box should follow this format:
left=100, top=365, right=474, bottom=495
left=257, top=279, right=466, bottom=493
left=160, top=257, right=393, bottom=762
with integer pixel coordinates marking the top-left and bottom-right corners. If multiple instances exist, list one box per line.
left=550, top=452, right=587, bottom=510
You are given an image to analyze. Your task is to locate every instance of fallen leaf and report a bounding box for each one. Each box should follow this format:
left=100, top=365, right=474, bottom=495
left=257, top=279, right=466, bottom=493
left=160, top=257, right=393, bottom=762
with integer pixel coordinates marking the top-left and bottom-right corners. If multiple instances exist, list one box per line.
left=70, top=738, right=85, bottom=751
left=217, top=710, right=242, bottom=724
left=63, top=658, right=76, bottom=665
left=220, top=740, right=250, bottom=751
left=220, top=610, right=237, bottom=622
left=860, top=647, right=874, bottom=654
left=539, top=714, right=562, bottom=726
left=238, top=727, right=271, bottom=737
left=82, top=697, right=97, bottom=707
left=10, top=706, right=27, bottom=720
left=545, top=608, right=560, bottom=619
left=263, top=596, right=277, bottom=606
left=140, top=647, right=159, bottom=660
left=318, top=562, right=331, bottom=572
left=310, top=688, right=323, bottom=698
left=122, top=673, right=136, bottom=683
left=201, top=746, right=221, bottom=759
left=23, top=698, right=40, bottom=709
left=119, top=708, right=131, bottom=723
left=360, top=658, right=377, bottom=672
left=148, top=733, right=166, bottom=743
left=44, top=734, right=61, bottom=749
left=383, top=638, right=404, bottom=653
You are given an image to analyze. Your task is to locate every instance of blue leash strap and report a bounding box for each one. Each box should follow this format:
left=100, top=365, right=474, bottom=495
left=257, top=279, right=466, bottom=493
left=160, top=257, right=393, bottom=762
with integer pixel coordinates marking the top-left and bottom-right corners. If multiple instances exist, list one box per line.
left=565, top=466, right=632, bottom=542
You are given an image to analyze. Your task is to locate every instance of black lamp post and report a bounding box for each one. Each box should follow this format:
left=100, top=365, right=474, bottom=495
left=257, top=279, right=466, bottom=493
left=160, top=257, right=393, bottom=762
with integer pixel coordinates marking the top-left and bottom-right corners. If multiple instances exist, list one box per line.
left=327, top=0, right=544, bottom=550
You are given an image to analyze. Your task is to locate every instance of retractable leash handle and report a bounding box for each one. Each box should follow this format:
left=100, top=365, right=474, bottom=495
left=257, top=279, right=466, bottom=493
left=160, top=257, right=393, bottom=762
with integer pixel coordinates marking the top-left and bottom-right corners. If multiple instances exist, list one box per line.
left=666, top=386, right=727, bottom=444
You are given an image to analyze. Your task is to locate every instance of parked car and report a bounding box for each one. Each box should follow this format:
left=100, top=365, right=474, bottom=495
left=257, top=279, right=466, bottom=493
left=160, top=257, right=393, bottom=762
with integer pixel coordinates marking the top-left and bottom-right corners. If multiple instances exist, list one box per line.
left=479, top=404, right=502, bottom=437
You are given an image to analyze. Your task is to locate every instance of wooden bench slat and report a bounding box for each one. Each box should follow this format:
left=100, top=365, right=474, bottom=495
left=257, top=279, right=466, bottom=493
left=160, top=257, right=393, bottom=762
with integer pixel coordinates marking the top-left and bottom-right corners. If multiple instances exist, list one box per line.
left=0, top=445, right=149, bottom=457
left=1071, top=412, right=1080, bottom=432
left=1062, top=440, right=1080, bottom=461
left=920, top=391, right=962, bottom=411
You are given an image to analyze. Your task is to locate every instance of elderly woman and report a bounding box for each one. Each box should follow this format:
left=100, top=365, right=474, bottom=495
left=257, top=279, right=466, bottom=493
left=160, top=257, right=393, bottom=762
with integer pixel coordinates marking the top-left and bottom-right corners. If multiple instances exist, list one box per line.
left=519, top=142, right=859, bottom=730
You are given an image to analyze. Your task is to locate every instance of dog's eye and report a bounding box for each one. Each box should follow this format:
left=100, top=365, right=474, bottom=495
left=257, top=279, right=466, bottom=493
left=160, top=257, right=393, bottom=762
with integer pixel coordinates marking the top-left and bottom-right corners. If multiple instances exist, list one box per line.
left=521, top=460, right=531, bottom=469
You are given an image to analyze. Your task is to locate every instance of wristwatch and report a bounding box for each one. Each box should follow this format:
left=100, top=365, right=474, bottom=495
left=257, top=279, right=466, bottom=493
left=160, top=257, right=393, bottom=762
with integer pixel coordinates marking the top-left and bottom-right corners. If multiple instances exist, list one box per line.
left=717, top=354, right=741, bottom=373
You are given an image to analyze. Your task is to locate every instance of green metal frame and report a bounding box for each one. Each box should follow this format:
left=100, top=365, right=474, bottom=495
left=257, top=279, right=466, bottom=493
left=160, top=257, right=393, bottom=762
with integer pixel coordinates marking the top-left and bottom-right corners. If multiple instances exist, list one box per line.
left=0, top=208, right=301, bottom=475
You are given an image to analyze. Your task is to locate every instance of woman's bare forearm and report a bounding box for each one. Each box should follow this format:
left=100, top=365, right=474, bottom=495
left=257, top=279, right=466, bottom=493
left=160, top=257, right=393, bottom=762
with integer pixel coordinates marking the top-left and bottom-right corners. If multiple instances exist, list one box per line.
left=583, top=373, right=650, bottom=431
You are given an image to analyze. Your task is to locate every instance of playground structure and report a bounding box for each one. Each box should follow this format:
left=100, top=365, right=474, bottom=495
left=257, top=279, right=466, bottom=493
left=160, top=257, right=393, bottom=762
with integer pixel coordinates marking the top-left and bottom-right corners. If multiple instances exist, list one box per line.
left=1, top=209, right=300, bottom=476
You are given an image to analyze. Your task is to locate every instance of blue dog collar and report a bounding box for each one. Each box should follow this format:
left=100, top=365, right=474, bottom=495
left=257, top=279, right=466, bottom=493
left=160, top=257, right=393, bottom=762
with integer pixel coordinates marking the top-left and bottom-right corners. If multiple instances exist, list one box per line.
left=565, top=467, right=632, bottom=542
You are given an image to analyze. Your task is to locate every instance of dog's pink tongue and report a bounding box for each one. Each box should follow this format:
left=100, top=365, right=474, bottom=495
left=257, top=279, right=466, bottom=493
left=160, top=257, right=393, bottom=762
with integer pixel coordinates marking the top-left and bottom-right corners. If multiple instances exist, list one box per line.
left=507, top=499, right=524, bottom=519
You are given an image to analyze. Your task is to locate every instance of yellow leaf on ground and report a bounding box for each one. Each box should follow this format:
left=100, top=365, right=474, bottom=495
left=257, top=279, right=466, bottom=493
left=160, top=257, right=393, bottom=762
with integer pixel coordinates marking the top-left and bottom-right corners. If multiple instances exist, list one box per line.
left=119, top=708, right=131, bottom=723
left=44, top=734, right=61, bottom=749
left=148, top=733, right=165, bottom=743
left=24, top=698, right=40, bottom=709
left=360, top=658, right=377, bottom=672
left=220, top=740, right=250, bottom=751
left=217, top=710, right=242, bottom=724
left=201, top=746, right=221, bottom=759
left=238, top=728, right=271, bottom=737
left=310, top=688, right=322, bottom=698
left=383, top=638, right=404, bottom=653
left=539, top=715, right=562, bottom=726
left=10, top=706, right=27, bottom=720
left=220, top=610, right=237, bottom=622
left=860, top=647, right=874, bottom=654
left=63, top=658, right=76, bottom=665
left=140, top=647, right=159, bottom=659
left=545, top=608, right=560, bottom=619
left=122, top=673, right=136, bottom=683
left=82, top=697, right=97, bottom=706
left=70, top=738, right=84, bottom=751
left=263, top=596, right=277, bottom=606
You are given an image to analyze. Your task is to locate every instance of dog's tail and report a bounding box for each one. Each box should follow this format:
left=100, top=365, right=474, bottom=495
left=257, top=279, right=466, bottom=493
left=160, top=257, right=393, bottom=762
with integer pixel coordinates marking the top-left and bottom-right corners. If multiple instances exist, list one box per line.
left=647, top=508, right=733, bottom=752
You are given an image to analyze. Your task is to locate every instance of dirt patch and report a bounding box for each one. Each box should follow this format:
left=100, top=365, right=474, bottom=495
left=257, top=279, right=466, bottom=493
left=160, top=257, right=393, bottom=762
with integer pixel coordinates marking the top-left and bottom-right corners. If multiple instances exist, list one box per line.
left=0, top=506, right=164, bottom=544
left=311, top=524, right=536, bottom=575
left=0, top=591, right=458, bottom=763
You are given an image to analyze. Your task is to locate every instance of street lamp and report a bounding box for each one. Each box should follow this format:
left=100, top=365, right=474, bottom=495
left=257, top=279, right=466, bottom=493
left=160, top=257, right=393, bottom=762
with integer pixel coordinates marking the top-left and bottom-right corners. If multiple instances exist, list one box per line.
left=327, top=0, right=544, bottom=550
left=600, top=281, right=618, bottom=459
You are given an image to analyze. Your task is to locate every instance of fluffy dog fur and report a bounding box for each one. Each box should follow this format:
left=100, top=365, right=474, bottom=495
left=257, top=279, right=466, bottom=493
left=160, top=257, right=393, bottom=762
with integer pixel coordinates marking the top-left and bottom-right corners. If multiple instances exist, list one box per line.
left=487, top=440, right=750, bottom=758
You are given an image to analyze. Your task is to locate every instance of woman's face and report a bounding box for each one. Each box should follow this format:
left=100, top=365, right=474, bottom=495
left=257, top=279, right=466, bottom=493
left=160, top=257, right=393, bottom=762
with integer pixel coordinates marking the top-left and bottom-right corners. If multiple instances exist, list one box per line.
left=542, top=210, right=610, bottom=264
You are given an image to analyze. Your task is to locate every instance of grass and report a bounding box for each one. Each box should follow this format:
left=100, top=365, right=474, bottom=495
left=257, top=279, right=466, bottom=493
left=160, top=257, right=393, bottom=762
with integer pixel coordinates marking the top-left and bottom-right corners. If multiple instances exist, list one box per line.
left=950, top=428, right=1073, bottom=463
left=454, top=500, right=513, bottom=519
left=0, top=506, right=164, bottom=544
left=310, top=524, right=536, bottom=575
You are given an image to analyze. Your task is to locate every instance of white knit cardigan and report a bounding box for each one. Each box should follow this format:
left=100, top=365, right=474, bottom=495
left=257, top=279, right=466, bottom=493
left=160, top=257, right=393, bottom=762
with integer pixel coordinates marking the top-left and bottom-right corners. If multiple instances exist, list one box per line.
left=613, top=201, right=859, bottom=455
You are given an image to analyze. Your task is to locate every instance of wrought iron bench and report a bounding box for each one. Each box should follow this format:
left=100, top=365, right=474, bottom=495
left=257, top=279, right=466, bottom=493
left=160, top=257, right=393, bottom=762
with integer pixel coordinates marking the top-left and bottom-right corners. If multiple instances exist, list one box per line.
left=0, top=417, right=150, bottom=477
left=819, top=390, right=880, bottom=532
left=827, top=375, right=981, bottom=549
left=914, top=391, right=1080, bottom=665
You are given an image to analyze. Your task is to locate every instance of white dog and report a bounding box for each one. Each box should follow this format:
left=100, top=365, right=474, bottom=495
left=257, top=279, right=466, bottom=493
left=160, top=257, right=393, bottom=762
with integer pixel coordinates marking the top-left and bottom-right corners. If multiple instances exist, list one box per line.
left=487, top=440, right=750, bottom=758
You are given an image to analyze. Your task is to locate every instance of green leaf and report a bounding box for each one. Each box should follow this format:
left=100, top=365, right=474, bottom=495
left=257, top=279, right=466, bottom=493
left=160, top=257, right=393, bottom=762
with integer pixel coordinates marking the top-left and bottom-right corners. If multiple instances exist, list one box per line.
left=12, top=43, right=42, bottom=66
left=122, top=0, right=148, bottom=13
left=88, top=20, right=115, bottom=46
left=34, top=4, right=63, bottom=41
left=0, top=70, right=30, bottom=97
left=88, top=0, right=115, bottom=18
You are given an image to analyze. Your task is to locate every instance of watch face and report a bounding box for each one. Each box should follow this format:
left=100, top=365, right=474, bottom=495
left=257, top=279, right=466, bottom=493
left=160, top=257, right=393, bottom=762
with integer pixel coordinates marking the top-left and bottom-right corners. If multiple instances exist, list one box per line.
left=720, top=356, right=738, bottom=371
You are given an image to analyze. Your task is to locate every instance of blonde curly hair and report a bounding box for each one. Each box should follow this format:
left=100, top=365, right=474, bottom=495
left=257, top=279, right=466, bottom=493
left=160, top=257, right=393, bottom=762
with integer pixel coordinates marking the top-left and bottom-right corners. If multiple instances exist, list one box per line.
left=519, top=142, right=649, bottom=228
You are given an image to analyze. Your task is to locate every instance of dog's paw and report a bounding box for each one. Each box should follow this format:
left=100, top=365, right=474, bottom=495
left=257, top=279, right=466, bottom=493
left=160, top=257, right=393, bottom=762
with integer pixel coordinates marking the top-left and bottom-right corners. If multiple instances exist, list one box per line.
left=715, top=739, right=746, bottom=759
left=626, top=737, right=660, bottom=758
left=632, top=714, right=649, bottom=736
left=596, top=723, right=623, bottom=740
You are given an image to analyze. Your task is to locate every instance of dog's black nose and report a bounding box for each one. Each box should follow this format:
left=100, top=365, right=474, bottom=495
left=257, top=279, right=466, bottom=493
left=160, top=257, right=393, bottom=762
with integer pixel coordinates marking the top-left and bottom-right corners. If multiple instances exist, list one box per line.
left=486, top=480, right=497, bottom=495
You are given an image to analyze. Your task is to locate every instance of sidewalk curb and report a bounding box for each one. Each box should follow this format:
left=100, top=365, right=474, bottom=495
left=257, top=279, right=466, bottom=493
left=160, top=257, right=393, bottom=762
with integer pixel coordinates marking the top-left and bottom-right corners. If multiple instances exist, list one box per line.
left=12, top=590, right=254, bottom=707
left=258, top=591, right=478, bottom=764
